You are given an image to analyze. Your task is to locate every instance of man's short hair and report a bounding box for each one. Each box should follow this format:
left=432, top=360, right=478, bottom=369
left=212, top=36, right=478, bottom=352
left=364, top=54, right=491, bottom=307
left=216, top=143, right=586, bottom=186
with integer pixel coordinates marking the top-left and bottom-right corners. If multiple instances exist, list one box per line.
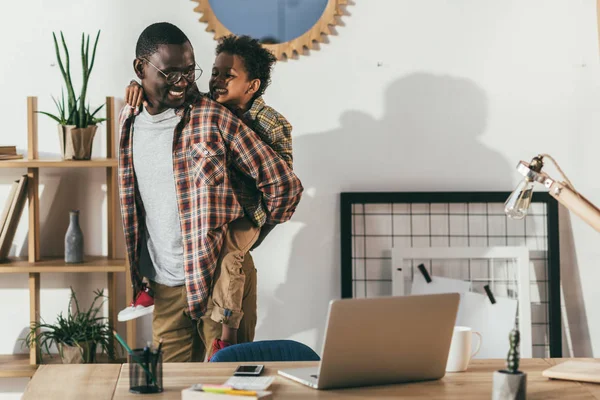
left=136, top=22, right=190, bottom=59
left=216, top=35, right=277, bottom=99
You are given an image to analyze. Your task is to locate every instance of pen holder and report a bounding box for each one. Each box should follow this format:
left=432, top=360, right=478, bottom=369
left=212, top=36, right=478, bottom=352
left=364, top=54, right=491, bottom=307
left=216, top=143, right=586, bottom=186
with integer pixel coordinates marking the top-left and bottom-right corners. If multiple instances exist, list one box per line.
left=129, top=348, right=163, bottom=394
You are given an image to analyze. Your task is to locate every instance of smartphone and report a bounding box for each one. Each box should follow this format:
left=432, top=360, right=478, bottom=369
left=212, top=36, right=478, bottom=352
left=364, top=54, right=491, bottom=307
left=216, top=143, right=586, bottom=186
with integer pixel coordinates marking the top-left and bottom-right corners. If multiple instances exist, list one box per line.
left=233, top=364, right=264, bottom=376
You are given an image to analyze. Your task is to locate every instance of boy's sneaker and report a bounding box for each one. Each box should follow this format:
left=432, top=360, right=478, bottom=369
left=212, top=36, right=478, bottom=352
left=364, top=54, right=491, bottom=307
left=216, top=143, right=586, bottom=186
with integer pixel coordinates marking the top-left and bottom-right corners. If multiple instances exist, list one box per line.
left=117, top=286, right=154, bottom=321
left=208, top=339, right=233, bottom=361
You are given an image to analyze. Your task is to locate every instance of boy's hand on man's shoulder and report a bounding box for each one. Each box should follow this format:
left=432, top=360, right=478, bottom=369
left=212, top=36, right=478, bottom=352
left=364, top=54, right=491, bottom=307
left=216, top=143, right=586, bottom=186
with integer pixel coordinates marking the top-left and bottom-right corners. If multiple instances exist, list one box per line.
left=125, top=80, right=147, bottom=115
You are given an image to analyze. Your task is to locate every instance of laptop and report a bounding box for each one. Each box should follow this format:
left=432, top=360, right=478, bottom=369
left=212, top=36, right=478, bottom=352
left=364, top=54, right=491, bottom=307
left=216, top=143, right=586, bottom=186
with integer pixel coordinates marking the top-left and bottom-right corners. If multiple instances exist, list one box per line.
left=278, top=293, right=459, bottom=390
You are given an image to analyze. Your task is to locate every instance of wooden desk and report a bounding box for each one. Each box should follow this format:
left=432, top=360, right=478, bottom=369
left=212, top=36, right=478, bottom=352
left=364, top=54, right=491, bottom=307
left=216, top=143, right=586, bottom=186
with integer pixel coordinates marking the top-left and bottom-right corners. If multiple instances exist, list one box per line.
left=22, top=359, right=600, bottom=399
left=22, top=363, right=122, bottom=400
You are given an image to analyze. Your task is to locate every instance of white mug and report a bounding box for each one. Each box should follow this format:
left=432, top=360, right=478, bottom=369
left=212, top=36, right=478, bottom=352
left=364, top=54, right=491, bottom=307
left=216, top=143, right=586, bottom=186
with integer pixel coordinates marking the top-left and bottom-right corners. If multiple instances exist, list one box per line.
left=445, top=326, right=482, bottom=372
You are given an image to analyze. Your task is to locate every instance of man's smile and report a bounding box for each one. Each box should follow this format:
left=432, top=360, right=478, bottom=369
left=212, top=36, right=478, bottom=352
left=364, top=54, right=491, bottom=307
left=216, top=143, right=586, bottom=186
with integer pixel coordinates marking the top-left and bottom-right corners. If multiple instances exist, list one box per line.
left=169, top=88, right=185, bottom=99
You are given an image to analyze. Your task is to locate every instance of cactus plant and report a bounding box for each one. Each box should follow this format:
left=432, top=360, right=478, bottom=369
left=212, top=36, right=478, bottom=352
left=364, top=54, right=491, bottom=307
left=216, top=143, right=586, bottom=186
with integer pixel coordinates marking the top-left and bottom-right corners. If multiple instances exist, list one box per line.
left=493, top=327, right=526, bottom=400
left=506, top=328, right=520, bottom=374
left=40, top=30, right=105, bottom=128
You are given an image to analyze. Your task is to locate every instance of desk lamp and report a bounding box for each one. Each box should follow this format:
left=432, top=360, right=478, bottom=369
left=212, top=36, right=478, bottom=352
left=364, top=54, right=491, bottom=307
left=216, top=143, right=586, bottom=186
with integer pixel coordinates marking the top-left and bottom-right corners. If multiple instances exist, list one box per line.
left=496, top=154, right=600, bottom=399
left=504, top=154, right=600, bottom=232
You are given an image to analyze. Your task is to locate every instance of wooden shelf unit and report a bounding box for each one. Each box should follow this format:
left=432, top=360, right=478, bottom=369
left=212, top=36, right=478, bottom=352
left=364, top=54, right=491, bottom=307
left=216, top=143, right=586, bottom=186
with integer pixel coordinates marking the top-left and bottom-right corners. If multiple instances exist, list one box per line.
left=0, top=256, right=127, bottom=273
left=0, top=97, right=135, bottom=378
left=0, top=158, right=118, bottom=168
left=0, top=354, right=128, bottom=379
left=0, top=355, right=37, bottom=378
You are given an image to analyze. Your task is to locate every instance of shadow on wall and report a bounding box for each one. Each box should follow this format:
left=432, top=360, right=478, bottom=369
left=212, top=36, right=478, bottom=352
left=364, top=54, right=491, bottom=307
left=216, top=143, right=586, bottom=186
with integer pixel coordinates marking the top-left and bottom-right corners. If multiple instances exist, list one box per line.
left=258, top=72, right=519, bottom=351
left=12, top=327, right=37, bottom=355
left=559, top=209, right=593, bottom=357
left=256, top=72, right=590, bottom=358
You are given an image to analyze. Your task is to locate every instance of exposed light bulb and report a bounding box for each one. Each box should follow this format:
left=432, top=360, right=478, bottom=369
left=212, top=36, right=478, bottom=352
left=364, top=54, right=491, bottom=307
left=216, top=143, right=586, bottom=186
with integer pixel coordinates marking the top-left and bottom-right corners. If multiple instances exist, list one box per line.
left=505, top=178, right=535, bottom=220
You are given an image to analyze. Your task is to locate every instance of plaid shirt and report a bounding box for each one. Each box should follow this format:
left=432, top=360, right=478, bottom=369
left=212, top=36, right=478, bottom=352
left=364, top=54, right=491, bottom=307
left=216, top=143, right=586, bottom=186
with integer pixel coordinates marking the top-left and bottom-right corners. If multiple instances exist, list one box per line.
left=118, top=95, right=303, bottom=319
left=244, top=96, right=293, bottom=168
left=234, top=96, right=294, bottom=227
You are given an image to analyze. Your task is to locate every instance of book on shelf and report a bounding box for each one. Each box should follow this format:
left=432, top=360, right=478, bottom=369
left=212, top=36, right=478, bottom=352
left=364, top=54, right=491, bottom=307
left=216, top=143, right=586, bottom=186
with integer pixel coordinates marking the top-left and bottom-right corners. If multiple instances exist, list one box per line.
left=0, top=182, right=19, bottom=238
left=0, top=146, right=17, bottom=155
left=0, top=146, right=23, bottom=161
left=0, top=154, right=24, bottom=160
left=0, top=175, right=28, bottom=261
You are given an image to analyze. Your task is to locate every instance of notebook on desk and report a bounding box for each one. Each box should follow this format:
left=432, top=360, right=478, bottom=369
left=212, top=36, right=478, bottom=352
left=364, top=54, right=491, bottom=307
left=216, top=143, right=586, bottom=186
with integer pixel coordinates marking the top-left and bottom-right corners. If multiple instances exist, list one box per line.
left=278, top=293, right=460, bottom=390
left=543, top=360, right=600, bottom=383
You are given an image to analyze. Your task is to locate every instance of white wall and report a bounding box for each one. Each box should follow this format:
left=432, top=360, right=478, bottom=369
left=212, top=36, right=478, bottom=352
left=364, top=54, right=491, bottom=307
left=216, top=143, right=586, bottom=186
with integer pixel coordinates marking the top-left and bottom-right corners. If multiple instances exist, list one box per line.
left=1, top=0, right=600, bottom=396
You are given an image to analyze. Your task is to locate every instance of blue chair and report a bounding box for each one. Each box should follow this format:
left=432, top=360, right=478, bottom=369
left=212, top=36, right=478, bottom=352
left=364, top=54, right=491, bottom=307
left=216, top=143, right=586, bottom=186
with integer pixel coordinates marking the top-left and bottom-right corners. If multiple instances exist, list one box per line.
left=209, top=340, right=321, bottom=362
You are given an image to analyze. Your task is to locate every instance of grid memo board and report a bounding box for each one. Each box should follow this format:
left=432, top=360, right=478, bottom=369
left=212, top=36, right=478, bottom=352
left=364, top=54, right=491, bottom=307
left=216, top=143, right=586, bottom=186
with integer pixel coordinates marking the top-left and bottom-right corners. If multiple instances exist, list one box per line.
left=340, top=192, right=561, bottom=357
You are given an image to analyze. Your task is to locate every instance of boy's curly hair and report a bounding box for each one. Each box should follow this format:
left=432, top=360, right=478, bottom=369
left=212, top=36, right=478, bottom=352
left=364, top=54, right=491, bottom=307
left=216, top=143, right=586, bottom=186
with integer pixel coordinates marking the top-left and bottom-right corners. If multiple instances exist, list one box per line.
left=216, top=35, right=277, bottom=99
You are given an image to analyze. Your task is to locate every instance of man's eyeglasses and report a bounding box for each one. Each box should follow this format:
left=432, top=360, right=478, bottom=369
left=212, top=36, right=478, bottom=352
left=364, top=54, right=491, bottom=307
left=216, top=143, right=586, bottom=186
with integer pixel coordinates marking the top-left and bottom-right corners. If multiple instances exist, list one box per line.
left=142, top=58, right=203, bottom=84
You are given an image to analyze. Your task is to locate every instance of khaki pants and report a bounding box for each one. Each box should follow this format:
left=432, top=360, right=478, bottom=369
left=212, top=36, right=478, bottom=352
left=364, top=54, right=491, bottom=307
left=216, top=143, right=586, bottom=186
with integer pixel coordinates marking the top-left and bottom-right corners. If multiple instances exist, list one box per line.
left=209, top=217, right=260, bottom=329
left=150, top=218, right=259, bottom=362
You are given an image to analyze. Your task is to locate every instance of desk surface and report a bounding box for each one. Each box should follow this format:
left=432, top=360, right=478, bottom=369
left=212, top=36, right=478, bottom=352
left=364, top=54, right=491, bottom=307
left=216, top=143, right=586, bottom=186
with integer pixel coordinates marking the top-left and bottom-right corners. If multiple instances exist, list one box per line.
left=22, top=358, right=600, bottom=399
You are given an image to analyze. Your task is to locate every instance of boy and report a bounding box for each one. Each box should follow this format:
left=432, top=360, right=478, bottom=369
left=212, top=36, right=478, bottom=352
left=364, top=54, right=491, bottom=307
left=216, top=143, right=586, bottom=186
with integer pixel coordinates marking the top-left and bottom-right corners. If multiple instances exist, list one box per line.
left=118, top=35, right=293, bottom=359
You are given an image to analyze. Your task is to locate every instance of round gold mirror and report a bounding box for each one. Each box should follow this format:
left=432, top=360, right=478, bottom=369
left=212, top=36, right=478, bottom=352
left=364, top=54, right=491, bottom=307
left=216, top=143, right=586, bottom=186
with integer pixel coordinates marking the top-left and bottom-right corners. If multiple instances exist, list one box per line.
left=192, top=0, right=347, bottom=60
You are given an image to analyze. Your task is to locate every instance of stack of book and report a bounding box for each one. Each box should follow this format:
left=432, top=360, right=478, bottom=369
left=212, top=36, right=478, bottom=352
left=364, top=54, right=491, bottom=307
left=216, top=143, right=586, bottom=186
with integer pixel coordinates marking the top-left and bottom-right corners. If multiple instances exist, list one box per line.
left=0, top=175, right=28, bottom=261
left=0, top=146, right=23, bottom=161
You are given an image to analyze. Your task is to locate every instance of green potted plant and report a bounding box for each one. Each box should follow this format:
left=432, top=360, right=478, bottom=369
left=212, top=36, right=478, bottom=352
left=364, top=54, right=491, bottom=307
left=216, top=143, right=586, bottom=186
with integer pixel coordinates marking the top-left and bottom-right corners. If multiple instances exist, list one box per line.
left=492, top=327, right=527, bottom=400
left=39, top=30, right=105, bottom=160
left=23, top=287, right=116, bottom=364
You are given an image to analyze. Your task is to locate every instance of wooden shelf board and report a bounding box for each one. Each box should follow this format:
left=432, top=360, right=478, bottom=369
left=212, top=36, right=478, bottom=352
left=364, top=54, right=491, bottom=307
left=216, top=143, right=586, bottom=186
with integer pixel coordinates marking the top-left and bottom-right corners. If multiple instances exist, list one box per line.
left=0, top=256, right=126, bottom=273
left=0, top=158, right=117, bottom=168
left=0, top=354, right=127, bottom=378
left=0, top=354, right=37, bottom=378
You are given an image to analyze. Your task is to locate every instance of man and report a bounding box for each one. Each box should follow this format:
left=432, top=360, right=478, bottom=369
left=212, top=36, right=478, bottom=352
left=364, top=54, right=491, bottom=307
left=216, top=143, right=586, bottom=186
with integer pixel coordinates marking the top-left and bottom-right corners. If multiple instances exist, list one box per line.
left=118, top=22, right=303, bottom=362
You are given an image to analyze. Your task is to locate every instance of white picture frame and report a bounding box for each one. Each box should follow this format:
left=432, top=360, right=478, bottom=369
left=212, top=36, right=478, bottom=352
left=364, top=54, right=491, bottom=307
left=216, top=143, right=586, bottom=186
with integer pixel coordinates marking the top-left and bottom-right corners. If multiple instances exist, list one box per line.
left=392, top=246, right=532, bottom=358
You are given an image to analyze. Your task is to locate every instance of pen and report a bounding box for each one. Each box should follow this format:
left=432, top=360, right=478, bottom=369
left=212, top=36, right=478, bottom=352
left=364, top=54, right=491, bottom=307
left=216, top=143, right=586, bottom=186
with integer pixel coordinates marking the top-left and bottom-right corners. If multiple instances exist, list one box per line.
left=152, top=338, right=163, bottom=372
left=112, top=330, right=133, bottom=354
left=144, top=341, right=151, bottom=386
left=155, top=337, right=164, bottom=355
left=144, top=341, right=151, bottom=364
left=220, top=389, right=257, bottom=396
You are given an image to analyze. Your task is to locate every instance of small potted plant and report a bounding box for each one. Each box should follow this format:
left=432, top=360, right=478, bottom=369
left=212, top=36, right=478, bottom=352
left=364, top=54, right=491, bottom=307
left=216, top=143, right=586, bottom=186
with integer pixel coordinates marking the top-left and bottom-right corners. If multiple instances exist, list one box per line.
left=39, top=30, right=105, bottom=160
left=23, top=287, right=116, bottom=364
left=492, top=328, right=527, bottom=400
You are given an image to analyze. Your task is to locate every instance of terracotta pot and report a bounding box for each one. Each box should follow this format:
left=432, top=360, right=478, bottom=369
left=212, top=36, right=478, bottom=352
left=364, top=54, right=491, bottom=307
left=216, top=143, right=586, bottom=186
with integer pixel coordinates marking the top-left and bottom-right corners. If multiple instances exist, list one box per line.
left=58, top=341, right=97, bottom=364
left=57, top=125, right=97, bottom=160
left=57, top=125, right=76, bottom=160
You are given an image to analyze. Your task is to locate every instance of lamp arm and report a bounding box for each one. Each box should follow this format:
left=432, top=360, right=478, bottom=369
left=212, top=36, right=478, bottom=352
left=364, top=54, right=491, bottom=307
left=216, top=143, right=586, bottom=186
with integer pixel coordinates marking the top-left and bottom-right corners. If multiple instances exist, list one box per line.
left=545, top=179, right=600, bottom=233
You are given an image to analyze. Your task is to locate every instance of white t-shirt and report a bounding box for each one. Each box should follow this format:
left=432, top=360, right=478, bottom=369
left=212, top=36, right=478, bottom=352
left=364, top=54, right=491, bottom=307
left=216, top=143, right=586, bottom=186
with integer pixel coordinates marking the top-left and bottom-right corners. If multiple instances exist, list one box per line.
left=132, top=107, right=185, bottom=287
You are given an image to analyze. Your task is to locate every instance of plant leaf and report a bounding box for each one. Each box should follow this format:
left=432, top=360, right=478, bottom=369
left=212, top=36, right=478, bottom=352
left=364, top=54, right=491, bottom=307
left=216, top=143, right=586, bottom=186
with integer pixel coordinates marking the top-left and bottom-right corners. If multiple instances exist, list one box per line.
left=90, top=103, right=105, bottom=117
left=88, top=30, right=101, bottom=76
left=36, top=111, right=62, bottom=124
left=26, top=287, right=115, bottom=360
